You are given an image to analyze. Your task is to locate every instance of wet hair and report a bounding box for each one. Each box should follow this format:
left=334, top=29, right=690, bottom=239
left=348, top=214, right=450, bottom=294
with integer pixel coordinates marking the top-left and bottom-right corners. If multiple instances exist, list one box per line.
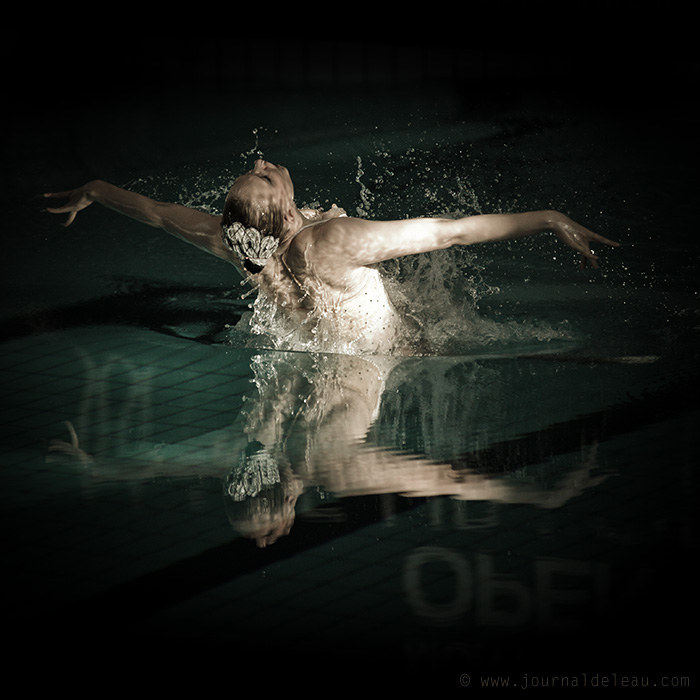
left=222, top=180, right=286, bottom=274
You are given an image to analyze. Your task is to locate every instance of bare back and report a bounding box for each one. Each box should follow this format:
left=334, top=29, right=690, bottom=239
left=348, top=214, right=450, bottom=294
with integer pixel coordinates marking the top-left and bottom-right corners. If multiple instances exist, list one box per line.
left=255, top=219, right=414, bottom=355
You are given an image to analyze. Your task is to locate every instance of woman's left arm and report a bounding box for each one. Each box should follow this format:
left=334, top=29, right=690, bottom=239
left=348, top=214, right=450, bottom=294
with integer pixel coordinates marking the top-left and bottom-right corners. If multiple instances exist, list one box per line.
left=317, top=210, right=619, bottom=270
left=451, top=210, right=620, bottom=269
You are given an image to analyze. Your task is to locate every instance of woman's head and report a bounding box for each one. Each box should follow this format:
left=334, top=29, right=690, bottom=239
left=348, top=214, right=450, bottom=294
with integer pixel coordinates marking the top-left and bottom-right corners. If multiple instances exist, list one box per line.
left=222, top=160, right=294, bottom=273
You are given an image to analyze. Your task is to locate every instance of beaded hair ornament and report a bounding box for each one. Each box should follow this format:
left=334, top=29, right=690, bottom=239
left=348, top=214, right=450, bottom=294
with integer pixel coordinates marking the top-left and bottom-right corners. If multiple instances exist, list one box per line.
left=222, top=222, right=279, bottom=271
left=224, top=443, right=281, bottom=501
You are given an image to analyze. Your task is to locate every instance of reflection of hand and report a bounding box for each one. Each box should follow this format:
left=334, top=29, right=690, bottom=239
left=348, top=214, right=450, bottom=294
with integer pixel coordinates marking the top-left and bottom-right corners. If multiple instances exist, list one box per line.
left=43, top=185, right=97, bottom=227
left=532, top=441, right=606, bottom=508
left=46, top=421, right=93, bottom=465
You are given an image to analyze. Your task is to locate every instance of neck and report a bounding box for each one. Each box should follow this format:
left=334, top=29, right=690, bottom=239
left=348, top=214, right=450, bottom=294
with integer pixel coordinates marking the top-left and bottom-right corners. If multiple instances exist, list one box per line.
left=277, top=207, right=314, bottom=251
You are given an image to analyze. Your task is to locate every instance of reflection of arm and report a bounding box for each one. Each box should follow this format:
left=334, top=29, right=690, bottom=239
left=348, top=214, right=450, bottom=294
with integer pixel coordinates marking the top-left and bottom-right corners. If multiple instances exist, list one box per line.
left=317, top=445, right=606, bottom=509
left=45, top=180, right=242, bottom=271
left=314, top=210, right=619, bottom=271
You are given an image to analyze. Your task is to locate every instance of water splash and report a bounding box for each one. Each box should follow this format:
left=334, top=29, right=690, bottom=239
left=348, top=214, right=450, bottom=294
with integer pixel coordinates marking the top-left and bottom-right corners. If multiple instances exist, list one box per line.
left=346, top=146, right=575, bottom=356
left=140, top=133, right=577, bottom=357
left=354, top=156, right=375, bottom=218
left=233, top=227, right=574, bottom=358
left=239, top=126, right=269, bottom=161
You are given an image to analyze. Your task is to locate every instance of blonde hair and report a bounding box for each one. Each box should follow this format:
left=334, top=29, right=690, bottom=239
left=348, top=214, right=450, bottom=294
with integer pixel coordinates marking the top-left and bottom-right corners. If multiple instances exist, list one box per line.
left=222, top=179, right=285, bottom=273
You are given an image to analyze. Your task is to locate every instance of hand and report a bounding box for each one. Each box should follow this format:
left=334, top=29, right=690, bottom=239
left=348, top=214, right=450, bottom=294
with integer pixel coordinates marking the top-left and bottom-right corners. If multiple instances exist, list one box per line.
left=553, top=214, right=620, bottom=269
left=43, top=184, right=96, bottom=227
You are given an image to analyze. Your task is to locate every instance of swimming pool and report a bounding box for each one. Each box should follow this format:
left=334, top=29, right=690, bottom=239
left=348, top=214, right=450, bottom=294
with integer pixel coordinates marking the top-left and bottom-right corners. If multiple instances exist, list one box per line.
left=3, top=69, right=698, bottom=690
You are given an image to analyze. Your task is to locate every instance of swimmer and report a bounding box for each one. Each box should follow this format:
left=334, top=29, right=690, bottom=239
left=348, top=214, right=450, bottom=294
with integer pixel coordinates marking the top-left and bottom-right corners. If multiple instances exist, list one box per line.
left=44, top=159, right=619, bottom=354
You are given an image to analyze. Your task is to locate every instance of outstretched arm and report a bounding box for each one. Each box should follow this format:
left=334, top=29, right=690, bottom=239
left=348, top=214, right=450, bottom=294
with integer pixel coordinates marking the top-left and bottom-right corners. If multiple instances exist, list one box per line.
left=44, top=180, right=242, bottom=270
left=314, top=210, right=619, bottom=272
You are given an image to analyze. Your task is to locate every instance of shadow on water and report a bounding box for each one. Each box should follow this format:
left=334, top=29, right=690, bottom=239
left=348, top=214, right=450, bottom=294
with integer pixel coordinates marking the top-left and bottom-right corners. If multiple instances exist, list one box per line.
left=0, top=276, right=245, bottom=346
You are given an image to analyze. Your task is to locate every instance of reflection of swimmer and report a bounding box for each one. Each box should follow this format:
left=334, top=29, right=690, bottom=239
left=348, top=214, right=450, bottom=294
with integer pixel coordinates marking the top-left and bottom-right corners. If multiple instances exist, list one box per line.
left=222, top=353, right=607, bottom=547
left=222, top=352, right=389, bottom=546
left=47, top=353, right=606, bottom=547
left=45, top=160, right=619, bottom=355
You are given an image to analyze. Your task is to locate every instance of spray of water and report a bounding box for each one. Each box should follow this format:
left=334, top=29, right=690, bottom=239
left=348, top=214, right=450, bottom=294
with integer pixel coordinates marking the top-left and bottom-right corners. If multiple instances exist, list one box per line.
left=235, top=144, right=574, bottom=357
left=132, top=131, right=577, bottom=357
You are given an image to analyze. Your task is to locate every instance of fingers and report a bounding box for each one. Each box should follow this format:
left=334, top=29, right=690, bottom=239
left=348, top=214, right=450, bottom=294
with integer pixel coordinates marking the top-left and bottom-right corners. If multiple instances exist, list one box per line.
left=43, top=192, right=79, bottom=226
left=570, top=219, right=620, bottom=249
left=592, top=232, right=620, bottom=248
left=45, top=207, right=77, bottom=226
left=576, top=226, right=619, bottom=268
left=580, top=253, right=599, bottom=270
left=44, top=204, right=68, bottom=214
left=43, top=204, right=76, bottom=226
left=582, top=231, right=620, bottom=267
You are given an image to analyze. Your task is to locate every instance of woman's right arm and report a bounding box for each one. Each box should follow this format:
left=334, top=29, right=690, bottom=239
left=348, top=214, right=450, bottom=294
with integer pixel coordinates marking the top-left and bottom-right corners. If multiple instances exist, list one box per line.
left=44, top=180, right=239, bottom=266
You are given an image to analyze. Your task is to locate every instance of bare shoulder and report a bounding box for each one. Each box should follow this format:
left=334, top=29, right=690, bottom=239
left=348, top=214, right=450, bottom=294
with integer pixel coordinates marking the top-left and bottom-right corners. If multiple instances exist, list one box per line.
left=284, top=217, right=372, bottom=287
left=293, top=215, right=448, bottom=269
left=288, top=217, right=364, bottom=263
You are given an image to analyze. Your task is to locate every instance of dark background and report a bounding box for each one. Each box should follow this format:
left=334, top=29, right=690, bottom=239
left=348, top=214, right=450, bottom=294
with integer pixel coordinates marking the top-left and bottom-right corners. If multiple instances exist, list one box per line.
left=1, top=37, right=698, bottom=692
left=5, top=38, right=698, bottom=195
